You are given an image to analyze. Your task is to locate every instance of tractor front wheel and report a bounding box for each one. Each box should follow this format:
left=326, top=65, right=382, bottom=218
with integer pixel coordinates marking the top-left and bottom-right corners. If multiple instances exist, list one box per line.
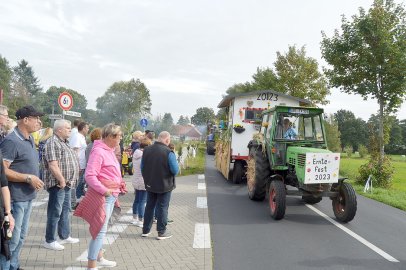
left=332, top=182, right=357, bottom=223
left=269, top=180, right=286, bottom=220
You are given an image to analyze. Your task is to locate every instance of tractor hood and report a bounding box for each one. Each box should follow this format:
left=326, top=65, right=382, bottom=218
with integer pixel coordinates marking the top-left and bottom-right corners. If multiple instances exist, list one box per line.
left=287, top=146, right=331, bottom=156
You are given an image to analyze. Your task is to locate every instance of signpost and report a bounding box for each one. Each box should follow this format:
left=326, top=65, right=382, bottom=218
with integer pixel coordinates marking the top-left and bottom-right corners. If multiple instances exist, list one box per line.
left=140, top=118, right=148, bottom=131
left=63, top=111, right=81, bottom=117
left=48, top=114, right=63, bottom=120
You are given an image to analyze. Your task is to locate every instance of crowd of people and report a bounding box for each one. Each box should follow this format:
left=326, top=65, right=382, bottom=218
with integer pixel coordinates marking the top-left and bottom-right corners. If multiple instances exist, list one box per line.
left=0, top=104, right=179, bottom=270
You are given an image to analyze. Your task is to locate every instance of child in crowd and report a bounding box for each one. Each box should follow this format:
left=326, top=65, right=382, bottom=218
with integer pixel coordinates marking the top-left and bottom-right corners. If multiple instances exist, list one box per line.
left=130, top=130, right=143, bottom=155
left=131, top=137, right=152, bottom=227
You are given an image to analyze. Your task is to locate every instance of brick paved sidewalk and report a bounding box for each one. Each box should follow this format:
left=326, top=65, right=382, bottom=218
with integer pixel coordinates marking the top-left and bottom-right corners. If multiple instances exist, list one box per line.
left=18, top=174, right=212, bottom=270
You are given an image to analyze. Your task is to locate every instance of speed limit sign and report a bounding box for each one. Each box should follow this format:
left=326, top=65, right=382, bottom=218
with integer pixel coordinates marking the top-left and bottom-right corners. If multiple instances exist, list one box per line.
left=58, top=92, right=73, bottom=111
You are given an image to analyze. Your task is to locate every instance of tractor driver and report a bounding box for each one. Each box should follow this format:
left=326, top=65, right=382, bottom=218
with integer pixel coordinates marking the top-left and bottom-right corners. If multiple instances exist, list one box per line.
left=283, top=118, right=297, bottom=140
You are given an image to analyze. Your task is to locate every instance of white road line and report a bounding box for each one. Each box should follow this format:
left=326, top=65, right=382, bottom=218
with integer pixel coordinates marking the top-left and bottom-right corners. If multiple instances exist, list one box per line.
left=32, top=202, right=46, bottom=207
left=198, top=183, right=206, bottom=190
left=306, top=204, right=399, bottom=263
left=196, top=197, right=207, bottom=208
left=198, top=174, right=205, bottom=180
left=74, top=209, right=133, bottom=263
left=193, top=223, right=211, bottom=248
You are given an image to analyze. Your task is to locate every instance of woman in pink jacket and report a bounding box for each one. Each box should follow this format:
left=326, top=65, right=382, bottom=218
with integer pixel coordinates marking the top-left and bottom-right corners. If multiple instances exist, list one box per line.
left=74, top=123, right=124, bottom=269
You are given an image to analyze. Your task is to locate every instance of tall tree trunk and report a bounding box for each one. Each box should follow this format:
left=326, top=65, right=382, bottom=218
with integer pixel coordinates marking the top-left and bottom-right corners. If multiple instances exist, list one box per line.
left=379, top=100, right=385, bottom=166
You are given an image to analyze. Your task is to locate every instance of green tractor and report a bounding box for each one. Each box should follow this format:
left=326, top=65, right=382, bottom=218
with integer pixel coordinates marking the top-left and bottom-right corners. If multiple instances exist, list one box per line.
left=247, top=105, right=357, bottom=222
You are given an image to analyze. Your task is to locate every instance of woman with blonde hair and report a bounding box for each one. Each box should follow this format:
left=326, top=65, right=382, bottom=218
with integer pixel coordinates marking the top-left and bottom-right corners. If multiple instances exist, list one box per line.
left=74, top=123, right=126, bottom=269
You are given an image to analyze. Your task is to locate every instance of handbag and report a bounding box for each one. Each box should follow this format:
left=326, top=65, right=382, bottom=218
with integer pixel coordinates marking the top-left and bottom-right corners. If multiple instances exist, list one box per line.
left=0, top=221, right=11, bottom=260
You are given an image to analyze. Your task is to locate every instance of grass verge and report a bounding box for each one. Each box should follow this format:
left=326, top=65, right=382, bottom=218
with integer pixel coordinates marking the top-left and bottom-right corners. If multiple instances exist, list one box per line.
left=340, top=156, right=406, bottom=211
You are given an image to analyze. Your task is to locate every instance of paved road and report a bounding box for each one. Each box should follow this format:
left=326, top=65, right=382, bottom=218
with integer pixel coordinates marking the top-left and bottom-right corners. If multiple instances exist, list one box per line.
left=19, top=174, right=212, bottom=270
left=205, top=155, right=406, bottom=270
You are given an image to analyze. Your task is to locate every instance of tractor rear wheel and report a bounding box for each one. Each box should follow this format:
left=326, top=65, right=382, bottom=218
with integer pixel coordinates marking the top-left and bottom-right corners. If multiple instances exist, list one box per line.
left=247, top=145, right=270, bottom=201
left=332, top=182, right=357, bottom=223
left=269, top=180, right=286, bottom=220
left=302, top=195, right=322, bottom=204
left=232, top=161, right=244, bottom=184
left=207, top=141, right=215, bottom=155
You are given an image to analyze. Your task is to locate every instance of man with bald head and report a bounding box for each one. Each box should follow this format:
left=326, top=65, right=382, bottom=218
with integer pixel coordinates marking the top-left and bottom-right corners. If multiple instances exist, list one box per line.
left=141, top=131, right=179, bottom=240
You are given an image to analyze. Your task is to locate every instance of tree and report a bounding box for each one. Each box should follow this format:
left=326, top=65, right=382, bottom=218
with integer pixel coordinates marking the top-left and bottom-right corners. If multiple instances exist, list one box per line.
left=324, top=116, right=341, bottom=152
left=0, top=55, right=12, bottom=99
left=274, top=45, right=330, bottom=105
left=40, top=86, right=88, bottom=126
left=96, top=78, right=151, bottom=126
left=321, top=0, right=406, bottom=163
left=226, top=82, right=252, bottom=95
left=334, top=110, right=368, bottom=150
left=13, top=59, right=42, bottom=97
left=250, top=67, right=280, bottom=91
left=177, top=115, right=190, bottom=125
left=400, top=119, right=406, bottom=146
left=191, top=107, right=216, bottom=125
left=386, top=117, right=404, bottom=154
left=161, top=113, right=174, bottom=133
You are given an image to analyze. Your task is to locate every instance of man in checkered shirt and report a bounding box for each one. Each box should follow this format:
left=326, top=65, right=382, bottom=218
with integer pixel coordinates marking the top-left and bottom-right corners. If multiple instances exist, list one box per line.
left=41, top=119, right=80, bottom=251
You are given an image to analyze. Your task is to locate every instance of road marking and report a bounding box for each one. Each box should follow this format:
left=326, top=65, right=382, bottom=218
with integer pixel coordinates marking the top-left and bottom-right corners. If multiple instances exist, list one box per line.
left=306, top=204, right=399, bottom=263
left=196, top=197, right=207, bottom=208
left=32, top=202, right=46, bottom=207
left=198, top=183, right=206, bottom=190
left=74, top=209, right=132, bottom=263
left=193, top=223, right=210, bottom=248
left=198, top=174, right=205, bottom=180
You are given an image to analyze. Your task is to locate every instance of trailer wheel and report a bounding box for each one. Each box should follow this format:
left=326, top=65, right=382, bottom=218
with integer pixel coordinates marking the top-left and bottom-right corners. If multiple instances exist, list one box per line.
left=269, top=180, right=286, bottom=220
left=232, top=161, right=244, bottom=184
left=207, top=141, right=215, bottom=155
left=332, top=182, right=357, bottom=223
left=302, top=195, right=322, bottom=204
left=247, top=146, right=270, bottom=201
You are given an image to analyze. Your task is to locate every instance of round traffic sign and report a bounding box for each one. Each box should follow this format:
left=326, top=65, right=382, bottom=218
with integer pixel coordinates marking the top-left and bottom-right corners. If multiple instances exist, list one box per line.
left=140, top=118, right=148, bottom=128
left=58, top=92, right=73, bottom=111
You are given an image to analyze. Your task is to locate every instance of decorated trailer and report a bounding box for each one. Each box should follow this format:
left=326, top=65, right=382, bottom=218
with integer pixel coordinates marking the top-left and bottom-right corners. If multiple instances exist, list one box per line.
left=215, top=90, right=311, bottom=184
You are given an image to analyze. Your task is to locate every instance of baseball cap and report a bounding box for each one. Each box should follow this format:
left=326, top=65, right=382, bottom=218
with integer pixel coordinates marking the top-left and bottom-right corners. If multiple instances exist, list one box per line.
left=15, top=105, right=45, bottom=120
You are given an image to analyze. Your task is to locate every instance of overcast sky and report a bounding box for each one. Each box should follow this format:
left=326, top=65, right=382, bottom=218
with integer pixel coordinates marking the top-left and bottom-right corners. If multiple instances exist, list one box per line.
left=1, top=0, right=405, bottom=123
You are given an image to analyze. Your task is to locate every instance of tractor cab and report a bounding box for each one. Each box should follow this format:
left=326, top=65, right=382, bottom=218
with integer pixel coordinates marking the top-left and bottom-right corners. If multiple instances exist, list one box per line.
left=260, top=106, right=327, bottom=169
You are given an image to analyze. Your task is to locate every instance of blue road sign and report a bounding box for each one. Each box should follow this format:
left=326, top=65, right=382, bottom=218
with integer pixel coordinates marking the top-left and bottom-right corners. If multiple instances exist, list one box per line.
left=140, top=118, right=148, bottom=128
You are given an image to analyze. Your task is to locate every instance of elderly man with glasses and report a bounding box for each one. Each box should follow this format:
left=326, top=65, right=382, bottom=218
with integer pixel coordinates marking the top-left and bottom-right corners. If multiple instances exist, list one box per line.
left=0, top=105, right=45, bottom=270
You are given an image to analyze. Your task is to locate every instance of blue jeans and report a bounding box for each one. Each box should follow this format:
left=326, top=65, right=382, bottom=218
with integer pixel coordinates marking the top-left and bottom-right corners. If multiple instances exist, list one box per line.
left=0, top=200, right=33, bottom=270
left=45, top=186, right=71, bottom=243
left=132, top=190, right=147, bottom=219
left=142, top=191, right=172, bottom=234
left=76, top=170, right=86, bottom=199
left=87, top=195, right=116, bottom=261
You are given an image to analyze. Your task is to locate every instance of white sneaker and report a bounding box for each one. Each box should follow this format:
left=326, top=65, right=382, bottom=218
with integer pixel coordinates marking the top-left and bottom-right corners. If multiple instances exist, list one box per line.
left=59, top=236, right=80, bottom=244
left=43, top=241, right=65, bottom=251
left=97, top=257, right=117, bottom=267
left=131, top=220, right=143, bottom=227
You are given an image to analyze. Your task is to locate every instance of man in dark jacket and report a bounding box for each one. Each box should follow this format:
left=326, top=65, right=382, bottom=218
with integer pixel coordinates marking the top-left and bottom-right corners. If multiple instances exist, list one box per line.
left=141, top=131, right=178, bottom=240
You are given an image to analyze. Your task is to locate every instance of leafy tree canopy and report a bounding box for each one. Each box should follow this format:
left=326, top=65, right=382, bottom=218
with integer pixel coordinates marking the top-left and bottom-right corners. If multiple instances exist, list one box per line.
left=177, top=115, right=190, bottom=125
left=13, top=59, right=42, bottom=97
left=0, top=55, right=12, bottom=96
left=160, top=113, right=174, bottom=133
left=321, top=0, right=406, bottom=159
left=274, top=45, right=330, bottom=105
left=96, top=78, right=151, bottom=126
left=191, top=107, right=216, bottom=126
